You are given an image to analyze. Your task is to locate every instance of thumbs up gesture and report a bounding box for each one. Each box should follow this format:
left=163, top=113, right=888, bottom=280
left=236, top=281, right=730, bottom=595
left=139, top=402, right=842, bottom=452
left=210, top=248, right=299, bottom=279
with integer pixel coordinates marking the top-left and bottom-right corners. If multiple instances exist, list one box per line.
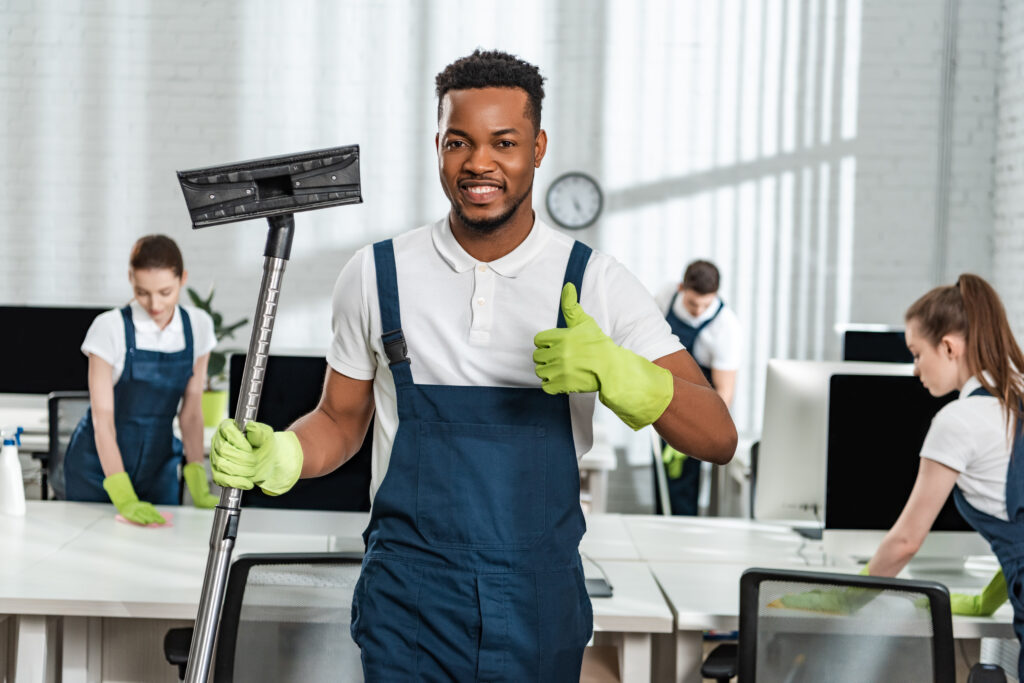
left=533, top=283, right=674, bottom=430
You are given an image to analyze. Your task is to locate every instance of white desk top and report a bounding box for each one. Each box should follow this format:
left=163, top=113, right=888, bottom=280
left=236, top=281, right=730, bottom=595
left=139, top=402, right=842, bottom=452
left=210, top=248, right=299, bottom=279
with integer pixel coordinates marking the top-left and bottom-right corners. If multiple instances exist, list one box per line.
left=0, top=502, right=367, bottom=619
left=588, top=561, right=673, bottom=634
left=624, top=515, right=811, bottom=565
left=580, top=514, right=641, bottom=561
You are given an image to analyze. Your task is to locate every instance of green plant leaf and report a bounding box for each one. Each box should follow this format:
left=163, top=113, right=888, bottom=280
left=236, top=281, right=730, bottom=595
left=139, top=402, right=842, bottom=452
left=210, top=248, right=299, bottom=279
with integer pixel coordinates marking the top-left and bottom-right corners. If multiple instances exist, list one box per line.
left=220, top=318, right=248, bottom=340
left=187, top=287, right=205, bottom=310
left=208, top=352, right=226, bottom=379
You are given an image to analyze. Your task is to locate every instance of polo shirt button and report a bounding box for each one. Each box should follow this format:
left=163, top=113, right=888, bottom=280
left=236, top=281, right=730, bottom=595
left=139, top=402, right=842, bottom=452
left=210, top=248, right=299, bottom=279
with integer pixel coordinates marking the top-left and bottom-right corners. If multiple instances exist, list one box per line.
left=477, top=265, right=487, bottom=273
left=476, top=298, right=485, bottom=305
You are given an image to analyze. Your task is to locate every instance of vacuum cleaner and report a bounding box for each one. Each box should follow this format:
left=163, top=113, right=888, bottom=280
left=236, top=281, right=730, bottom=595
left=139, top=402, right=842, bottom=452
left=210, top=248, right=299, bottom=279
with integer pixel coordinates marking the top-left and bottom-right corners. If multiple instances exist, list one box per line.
left=176, top=145, right=361, bottom=682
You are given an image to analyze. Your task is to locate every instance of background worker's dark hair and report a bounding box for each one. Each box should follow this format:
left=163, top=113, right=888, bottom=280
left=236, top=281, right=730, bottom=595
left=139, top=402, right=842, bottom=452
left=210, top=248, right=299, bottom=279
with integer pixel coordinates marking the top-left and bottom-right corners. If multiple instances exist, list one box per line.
left=435, top=49, right=546, bottom=133
left=681, top=260, right=720, bottom=295
left=130, top=234, right=184, bottom=278
left=906, top=273, right=1024, bottom=435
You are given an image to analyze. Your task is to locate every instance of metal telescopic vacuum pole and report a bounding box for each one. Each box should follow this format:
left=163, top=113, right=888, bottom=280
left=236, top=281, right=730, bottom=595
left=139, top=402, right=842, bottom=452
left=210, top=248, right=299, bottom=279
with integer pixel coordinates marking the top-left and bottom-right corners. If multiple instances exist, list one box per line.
left=184, top=214, right=295, bottom=683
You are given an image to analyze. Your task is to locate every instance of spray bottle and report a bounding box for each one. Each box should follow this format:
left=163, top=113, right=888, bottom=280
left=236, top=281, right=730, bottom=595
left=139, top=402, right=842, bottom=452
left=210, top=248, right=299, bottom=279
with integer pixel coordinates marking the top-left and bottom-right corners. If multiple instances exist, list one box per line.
left=0, top=426, right=26, bottom=516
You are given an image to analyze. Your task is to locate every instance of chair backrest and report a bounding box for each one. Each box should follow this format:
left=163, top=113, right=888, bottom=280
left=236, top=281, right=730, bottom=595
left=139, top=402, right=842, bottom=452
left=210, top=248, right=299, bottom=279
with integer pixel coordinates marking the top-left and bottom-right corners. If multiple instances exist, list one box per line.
left=47, top=390, right=90, bottom=500
left=738, top=568, right=954, bottom=683
left=214, top=552, right=364, bottom=683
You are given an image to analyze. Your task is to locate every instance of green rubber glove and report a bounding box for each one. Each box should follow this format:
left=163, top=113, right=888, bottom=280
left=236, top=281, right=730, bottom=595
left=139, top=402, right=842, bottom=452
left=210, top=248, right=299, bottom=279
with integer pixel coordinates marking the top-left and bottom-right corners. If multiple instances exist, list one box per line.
left=183, top=462, right=219, bottom=509
left=949, top=570, right=1007, bottom=616
left=662, top=443, right=688, bottom=479
left=533, top=283, right=674, bottom=430
left=102, top=472, right=167, bottom=525
left=210, top=419, right=303, bottom=496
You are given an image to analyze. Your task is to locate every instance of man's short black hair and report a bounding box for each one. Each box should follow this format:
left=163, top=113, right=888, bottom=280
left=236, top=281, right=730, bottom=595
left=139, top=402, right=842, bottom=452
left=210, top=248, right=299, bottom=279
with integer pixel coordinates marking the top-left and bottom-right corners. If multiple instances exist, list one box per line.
left=682, top=260, right=720, bottom=295
left=435, top=49, right=546, bottom=133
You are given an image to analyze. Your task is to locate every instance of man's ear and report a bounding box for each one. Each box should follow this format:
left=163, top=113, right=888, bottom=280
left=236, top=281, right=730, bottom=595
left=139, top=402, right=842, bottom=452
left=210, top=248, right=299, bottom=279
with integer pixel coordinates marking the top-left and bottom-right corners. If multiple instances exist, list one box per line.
left=534, top=129, right=547, bottom=168
left=180, top=269, right=188, bottom=289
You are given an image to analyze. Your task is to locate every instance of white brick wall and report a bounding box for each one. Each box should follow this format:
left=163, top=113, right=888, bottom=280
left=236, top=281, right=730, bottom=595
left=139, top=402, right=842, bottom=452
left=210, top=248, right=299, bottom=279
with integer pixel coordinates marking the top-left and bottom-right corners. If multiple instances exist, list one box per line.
left=0, top=0, right=1009, bottom=436
left=995, top=0, right=1024, bottom=335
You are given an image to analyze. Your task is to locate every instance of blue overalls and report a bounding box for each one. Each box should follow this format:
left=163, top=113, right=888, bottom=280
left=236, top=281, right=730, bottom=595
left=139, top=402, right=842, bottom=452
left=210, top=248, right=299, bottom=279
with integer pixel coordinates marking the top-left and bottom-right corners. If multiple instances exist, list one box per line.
left=952, top=386, right=1024, bottom=679
left=62, top=305, right=193, bottom=504
left=349, top=240, right=593, bottom=682
left=658, top=294, right=725, bottom=515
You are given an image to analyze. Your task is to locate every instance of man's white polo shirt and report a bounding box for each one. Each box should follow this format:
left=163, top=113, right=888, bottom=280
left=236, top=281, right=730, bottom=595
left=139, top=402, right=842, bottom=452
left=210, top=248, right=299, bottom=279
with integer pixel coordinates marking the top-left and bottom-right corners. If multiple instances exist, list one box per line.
left=329, top=217, right=683, bottom=500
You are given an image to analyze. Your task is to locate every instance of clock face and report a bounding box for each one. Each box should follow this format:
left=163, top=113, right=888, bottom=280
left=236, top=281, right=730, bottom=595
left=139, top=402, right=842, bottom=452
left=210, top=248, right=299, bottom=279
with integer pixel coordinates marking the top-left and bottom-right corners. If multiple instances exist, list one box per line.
left=545, top=172, right=603, bottom=229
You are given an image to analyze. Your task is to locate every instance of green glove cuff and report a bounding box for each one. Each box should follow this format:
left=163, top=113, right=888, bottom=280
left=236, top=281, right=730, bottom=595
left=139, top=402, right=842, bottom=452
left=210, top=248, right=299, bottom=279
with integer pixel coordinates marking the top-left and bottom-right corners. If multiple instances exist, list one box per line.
left=951, top=570, right=1007, bottom=616
left=255, top=430, right=304, bottom=496
left=599, top=354, right=674, bottom=430
left=183, top=462, right=218, bottom=509
left=102, top=471, right=139, bottom=508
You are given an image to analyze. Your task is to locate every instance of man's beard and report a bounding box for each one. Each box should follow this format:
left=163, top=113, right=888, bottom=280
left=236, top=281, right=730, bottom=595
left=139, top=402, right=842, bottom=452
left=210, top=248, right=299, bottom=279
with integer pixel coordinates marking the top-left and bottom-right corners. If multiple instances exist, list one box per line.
left=453, top=182, right=532, bottom=234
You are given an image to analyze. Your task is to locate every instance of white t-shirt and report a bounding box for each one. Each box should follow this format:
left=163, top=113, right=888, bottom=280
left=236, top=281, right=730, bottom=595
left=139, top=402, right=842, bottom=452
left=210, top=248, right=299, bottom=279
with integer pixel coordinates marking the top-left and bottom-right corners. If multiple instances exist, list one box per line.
left=329, top=217, right=683, bottom=500
left=919, top=375, right=1014, bottom=521
left=654, top=285, right=742, bottom=371
left=80, top=300, right=217, bottom=384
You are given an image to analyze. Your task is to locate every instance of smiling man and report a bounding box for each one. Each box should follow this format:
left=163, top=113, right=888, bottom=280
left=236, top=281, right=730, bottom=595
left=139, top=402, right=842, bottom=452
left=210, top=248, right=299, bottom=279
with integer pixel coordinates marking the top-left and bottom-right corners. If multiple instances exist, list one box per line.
left=209, top=49, right=736, bottom=681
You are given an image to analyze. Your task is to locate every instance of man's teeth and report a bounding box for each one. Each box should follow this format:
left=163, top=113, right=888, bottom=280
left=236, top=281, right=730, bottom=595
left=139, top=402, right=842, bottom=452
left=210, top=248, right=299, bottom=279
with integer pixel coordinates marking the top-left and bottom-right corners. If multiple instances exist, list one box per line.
left=468, top=186, right=498, bottom=194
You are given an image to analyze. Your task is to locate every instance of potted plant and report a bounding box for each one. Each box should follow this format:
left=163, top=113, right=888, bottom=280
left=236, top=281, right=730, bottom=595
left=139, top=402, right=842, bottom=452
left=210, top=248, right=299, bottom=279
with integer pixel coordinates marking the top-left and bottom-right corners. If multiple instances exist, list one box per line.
left=187, top=285, right=248, bottom=427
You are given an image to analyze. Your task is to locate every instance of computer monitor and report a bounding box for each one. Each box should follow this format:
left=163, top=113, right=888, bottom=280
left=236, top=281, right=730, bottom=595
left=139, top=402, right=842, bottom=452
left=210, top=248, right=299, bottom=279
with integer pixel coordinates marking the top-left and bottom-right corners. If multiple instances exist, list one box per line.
left=0, top=305, right=109, bottom=395
left=842, top=329, right=914, bottom=363
left=754, top=360, right=915, bottom=525
left=824, top=374, right=990, bottom=562
left=228, top=353, right=371, bottom=512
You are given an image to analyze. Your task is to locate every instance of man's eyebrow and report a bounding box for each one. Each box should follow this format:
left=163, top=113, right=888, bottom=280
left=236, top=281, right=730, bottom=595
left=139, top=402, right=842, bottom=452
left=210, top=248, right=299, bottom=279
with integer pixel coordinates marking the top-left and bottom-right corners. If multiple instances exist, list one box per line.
left=443, top=127, right=522, bottom=138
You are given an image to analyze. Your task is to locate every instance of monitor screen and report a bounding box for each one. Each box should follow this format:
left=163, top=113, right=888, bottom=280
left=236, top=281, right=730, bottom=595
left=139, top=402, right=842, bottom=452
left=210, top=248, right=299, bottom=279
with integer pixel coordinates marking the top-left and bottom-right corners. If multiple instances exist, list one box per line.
left=842, top=330, right=913, bottom=364
left=754, top=360, right=914, bottom=523
left=228, top=353, right=371, bottom=512
left=825, top=374, right=967, bottom=531
left=0, top=305, right=110, bottom=394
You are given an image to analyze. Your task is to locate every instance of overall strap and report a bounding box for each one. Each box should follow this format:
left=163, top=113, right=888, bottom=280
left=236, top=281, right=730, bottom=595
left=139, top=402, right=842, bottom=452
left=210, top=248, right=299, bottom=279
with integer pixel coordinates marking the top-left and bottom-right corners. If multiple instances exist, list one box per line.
left=693, top=299, right=725, bottom=336
left=179, top=306, right=194, bottom=356
left=557, top=241, right=593, bottom=329
left=119, top=305, right=137, bottom=351
left=372, top=240, right=413, bottom=386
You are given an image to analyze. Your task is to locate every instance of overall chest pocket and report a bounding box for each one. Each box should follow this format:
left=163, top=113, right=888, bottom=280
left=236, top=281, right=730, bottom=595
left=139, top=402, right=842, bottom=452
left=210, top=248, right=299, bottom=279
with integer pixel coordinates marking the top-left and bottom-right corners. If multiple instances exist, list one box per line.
left=417, top=422, right=547, bottom=549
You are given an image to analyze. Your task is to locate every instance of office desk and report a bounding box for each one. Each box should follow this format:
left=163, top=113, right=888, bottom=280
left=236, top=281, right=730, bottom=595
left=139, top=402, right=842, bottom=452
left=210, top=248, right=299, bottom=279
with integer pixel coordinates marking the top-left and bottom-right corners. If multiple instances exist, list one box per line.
left=624, top=514, right=811, bottom=565
left=0, top=503, right=362, bottom=683
left=589, top=562, right=673, bottom=683
left=1, top=504, right=667, bottom=683
left=580, top=513, right=642, bottom=561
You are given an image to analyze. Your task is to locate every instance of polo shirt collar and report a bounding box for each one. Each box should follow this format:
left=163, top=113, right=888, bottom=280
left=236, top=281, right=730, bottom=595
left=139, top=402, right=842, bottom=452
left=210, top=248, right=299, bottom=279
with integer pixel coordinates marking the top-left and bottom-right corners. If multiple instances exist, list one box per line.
left=958, top=372, right=994, bottom=400
left=432, top=214, right=551, bottom=277
left=678, top=295, right=722, bottom=326
left=130, top=299, right=180, bottom=334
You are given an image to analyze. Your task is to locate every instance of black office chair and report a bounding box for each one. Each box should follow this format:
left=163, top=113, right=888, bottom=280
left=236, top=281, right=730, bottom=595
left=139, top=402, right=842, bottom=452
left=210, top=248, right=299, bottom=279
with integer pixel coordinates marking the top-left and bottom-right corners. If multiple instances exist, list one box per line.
left=44, top=390, right=90, bottom=500
left=164, top=552, right=364, bottom=681
left=702, top=567, right=956, bottom=682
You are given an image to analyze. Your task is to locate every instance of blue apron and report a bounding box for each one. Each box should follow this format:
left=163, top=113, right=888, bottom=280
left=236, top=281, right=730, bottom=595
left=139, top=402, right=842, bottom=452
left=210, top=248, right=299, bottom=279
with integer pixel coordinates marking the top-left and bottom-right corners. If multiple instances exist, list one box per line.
left=349, top=240, right=593, bottom=682
left=659, top=294, right=725, bottom=515
left=665, top=292, right=724, bottom=385
left=62, top=305, right=193, bottom=504
left=952, top=386, right=1024, bottom=679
